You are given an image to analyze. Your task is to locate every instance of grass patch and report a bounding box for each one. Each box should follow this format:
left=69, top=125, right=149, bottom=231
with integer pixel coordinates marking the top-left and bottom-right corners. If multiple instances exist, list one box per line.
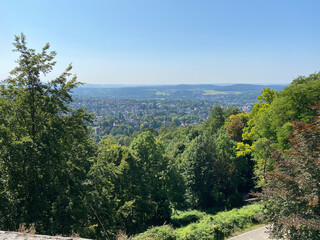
left=171, top=209, right=206, bottom=227
left=155, top=91, right=170, bottom=96
left=133, top=204, right=264, bottom=240
left=175, top=204, right=263, bottom=240
left=132, top=225, right=176, bottom=240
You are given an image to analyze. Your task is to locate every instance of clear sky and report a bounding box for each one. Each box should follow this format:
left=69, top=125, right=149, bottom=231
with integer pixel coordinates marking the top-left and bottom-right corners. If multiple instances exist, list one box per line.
left=1, top=0, right=320, bottom=85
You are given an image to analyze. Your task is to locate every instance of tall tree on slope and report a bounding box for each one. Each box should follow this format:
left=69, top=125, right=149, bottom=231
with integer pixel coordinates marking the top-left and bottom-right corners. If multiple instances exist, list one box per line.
left=0, top=33, right=94, bottom=235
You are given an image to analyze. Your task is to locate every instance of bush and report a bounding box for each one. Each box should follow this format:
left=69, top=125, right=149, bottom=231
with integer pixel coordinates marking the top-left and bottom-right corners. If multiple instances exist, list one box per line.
left=261, top=107, right=320, bottom=240
left=175, top=220, right=216, bottom=240
left=175, top=204, right=263, bottom=240
left=133, top=204, right=263, bottom=240
left=211, top=204, right=263, bottom=237
left=170, top=210, right=206, bottom=227
left=132, top=225, right=176, bottom=240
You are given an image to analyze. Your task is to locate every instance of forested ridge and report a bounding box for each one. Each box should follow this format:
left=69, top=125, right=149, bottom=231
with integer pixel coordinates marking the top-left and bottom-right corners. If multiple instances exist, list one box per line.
left=1, top=34, right=320, bottom=240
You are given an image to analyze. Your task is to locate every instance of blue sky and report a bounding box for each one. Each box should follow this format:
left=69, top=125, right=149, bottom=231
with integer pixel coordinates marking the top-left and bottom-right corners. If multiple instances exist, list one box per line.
left=1, top=0, right=320, bottom=85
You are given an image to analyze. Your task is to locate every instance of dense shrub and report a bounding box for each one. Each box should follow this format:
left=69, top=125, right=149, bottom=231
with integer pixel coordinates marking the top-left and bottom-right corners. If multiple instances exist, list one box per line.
left=134, top=204, right=263, bottom=240
left=175, top=220, right=217, bottom=240
left=261, top=105, right=320, bottom=240
left=211, top=204, right=262, bottom=237
left=170, top=210, right=206, bottom=227
left=132, top=225, right=176, bottom=240
left=175, top=204, right=263, bottom=240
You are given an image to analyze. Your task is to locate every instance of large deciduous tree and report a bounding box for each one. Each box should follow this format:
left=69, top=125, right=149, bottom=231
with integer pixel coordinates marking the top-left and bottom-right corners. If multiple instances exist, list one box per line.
left=182, top=134, right=216, bottom=208
left=261, top=102, right=320, bottom=240
left=87, top=132, right=173, bottom=237
left=0, top=33, right=94, bottom=235
left=125, top=131, right=171, bottom=232
left=242, top=76, right=320, bottom=186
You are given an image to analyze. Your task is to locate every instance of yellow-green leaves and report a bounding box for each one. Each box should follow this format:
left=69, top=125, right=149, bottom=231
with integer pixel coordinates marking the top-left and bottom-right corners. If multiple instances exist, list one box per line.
left=236, top=142, right=253, bottom=157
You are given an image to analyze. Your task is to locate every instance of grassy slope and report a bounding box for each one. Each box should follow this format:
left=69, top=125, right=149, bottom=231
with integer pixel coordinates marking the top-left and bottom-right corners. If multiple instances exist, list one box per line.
left=132, top=204, right=264, bottom=240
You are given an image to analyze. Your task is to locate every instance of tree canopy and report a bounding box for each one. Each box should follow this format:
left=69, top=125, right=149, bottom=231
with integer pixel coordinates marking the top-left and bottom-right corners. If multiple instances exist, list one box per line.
left=261, top=103, right=320, bottom=240
left=0, top=33, right=95, bottom=235
left=1, top=34, right=319, bottom=240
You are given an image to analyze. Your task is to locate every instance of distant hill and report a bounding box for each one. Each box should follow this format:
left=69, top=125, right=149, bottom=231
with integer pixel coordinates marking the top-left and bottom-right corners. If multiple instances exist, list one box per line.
left=72, top=84, right=286, bottom=104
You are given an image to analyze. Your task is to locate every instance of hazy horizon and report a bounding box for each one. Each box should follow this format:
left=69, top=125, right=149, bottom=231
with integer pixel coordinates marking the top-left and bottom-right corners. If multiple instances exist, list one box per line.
left=78, top=82, right=287, bottom=87
left=1, top=1, right=320, bottom=85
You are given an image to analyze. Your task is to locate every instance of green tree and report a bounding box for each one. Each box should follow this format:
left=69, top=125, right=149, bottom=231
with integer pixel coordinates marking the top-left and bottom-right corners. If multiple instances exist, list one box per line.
left=242, top=88, right=277, bottom=142
left=242, top=77, right=320, bottom=185
left=95, top=131, right=172, bottom=235
left=182, top=134, right=216, bottom=208
left=127, top=132, right=170, bottom=231
left=85, top=137, right=125, bottom=238
left=214, top=129, right=254, bottom=207
left=252, top=138, right=275, bottom=187
left=205, top=106, right=225, bottom=135
left=171, top=117, right=181, bottom=127
left=0, top=33, right=94, bottom=235
left=261, top=103, right=320, bottom=240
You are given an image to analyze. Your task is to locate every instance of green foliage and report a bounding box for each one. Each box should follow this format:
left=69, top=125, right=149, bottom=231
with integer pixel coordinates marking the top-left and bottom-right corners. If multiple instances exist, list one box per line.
left=181, top=134, right=216, bottom=208
left=175, top=220, right=217, bottom=240
left=164, top=157, right=186, bottom=210
left=133, top=204, right=263, bottom=240
left=85, top=137, right=125, bottom=238
left=205, top=106, right=225, bottom=135
left=0, top=34, right=184, bottom=238
left=261, top=104, right=320, bottom=240
left=214, top=129, right=254, bottom=207
left=171, top=117, right=181, bottom=128
left=174, top=204, right=263, bottom=240
left=242, top=88, right=276, bottom=142
left=3, top=34, right=297, bottom=239
left=132, top=225, right=176, bottom=240
left=236, top=142, right=253, bottom=157
left=242, top=75, right=320, bottom=185
left=123, top=131, right=171, bottom=233
left=178, top=109, right=254, bottom=209
left=86, top=132, right=175, bottom=237
left=251, top=138, right=275, bottom=187
left=256, top=87, right=277, bottom=104
left=170, top=210, right=206, bottom=227
left=0, top=33, right=95, bottom=235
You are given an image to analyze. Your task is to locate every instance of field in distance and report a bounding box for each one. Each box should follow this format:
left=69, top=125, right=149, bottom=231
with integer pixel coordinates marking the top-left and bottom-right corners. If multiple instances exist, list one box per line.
left=73, top=83, right=285, bottom=101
